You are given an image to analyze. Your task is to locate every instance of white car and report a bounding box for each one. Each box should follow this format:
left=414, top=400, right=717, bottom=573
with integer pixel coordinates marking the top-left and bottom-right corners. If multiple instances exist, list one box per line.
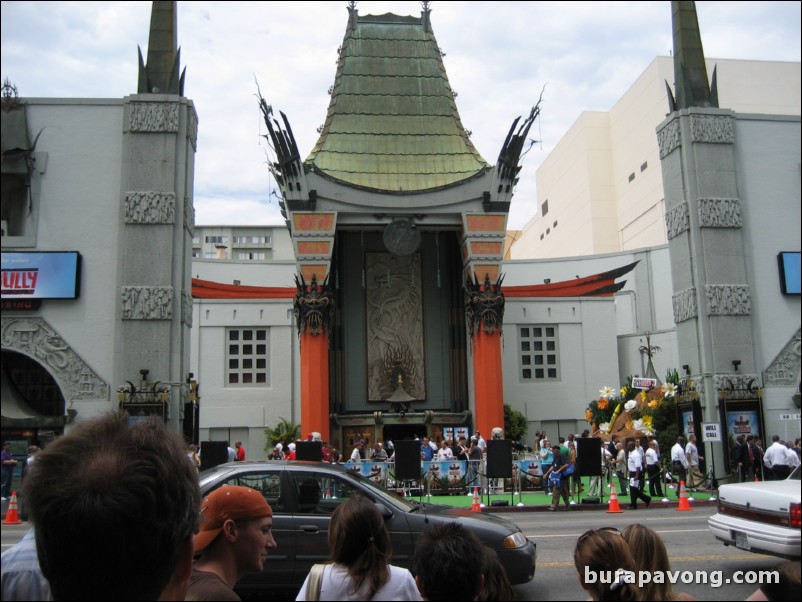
left=708, top=464, right=801, bottom=559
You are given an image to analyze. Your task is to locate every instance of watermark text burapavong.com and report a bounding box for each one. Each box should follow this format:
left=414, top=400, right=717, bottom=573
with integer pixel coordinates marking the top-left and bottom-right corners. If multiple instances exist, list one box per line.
left=584, top=567, right=779, bottom=589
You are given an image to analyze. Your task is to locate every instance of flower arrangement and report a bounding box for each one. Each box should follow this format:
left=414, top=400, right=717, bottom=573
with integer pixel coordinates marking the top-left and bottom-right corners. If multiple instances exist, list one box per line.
left=585, top=376, right=679, bottom=436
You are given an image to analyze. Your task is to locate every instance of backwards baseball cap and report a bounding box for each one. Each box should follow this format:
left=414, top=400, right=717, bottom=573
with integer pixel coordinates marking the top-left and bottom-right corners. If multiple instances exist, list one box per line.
left=194, top=485, right=272, bottom=553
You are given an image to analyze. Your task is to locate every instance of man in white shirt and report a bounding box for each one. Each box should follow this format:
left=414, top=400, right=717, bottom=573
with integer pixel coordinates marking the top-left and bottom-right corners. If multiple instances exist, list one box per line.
left=626, top=441, right=652, bottom=509
left=645, top=440, right=663, bottom=497
left=436, top=440, right=453, bottom=461
left=349, top=440, right=364, bottom=463
left=764, top=435, right=791, bottom=480
left=670, top=436, right=688, bottom=496
left=685, top=435, right=704, bottom=489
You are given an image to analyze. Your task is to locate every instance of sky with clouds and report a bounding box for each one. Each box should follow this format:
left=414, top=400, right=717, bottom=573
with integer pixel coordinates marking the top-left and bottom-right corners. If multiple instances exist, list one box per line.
left=2, top=1, right=800, bottom=229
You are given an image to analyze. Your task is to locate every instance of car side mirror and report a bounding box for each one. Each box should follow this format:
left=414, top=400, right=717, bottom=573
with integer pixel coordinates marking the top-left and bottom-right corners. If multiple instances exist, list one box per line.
left=375, top=502, right=393, bottom=519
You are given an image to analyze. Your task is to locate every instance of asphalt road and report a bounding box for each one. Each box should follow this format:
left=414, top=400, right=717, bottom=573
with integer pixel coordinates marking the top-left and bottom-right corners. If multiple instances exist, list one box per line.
left=2, top=505, right=786, bottom=601
left=510, top=504, right=783, bottom=601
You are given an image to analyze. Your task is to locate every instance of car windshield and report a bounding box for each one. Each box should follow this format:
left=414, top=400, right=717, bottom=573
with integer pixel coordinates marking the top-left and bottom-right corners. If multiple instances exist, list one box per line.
left=789, top=464, right=801, bottom=480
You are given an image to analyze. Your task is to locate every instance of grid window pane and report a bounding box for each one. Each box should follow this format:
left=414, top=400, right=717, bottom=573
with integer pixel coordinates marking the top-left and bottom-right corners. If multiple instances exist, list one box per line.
left=226, top=328, right=270, bottom=387
left=518, top=324, right=560, bottom=382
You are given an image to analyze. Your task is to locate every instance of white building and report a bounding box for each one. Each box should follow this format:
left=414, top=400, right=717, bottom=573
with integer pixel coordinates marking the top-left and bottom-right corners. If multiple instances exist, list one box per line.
left=511, top=57, right=801, bottom=260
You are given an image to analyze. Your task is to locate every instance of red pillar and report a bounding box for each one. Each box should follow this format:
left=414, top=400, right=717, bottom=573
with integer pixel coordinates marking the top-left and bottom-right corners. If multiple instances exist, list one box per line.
left=472, top=328, right=505, bottom=438
left=300, top=330, right=330, bottom=442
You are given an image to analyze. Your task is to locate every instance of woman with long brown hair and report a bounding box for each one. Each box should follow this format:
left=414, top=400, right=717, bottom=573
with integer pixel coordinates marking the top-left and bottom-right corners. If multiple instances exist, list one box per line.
left=295, top=495, right=420, bottom=600
left=621, top=524, right=696, bottom=600
left=573, top=528, right=640, bottom=601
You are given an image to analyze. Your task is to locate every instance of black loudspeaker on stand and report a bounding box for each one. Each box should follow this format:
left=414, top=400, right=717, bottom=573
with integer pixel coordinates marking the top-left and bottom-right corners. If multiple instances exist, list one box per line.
left=200, top=441, right=228, bottom=472
left=486, top=439, right=513, bottom=507
left=295, top=440, right=322, bottom=462
left=393, top=440, right=422, bottom=481
left=575, top=438, right=605, bottom=503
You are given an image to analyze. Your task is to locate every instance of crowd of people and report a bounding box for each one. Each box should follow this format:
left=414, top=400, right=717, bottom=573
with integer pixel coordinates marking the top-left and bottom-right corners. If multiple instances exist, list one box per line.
left=2, top=416, right=800, bottom=601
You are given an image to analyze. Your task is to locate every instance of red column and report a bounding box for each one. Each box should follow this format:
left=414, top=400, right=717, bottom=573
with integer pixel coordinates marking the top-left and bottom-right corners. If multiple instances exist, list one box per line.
left=472, top=328, right=504, bottom=438
left=300, top=330, right=330, bottom=442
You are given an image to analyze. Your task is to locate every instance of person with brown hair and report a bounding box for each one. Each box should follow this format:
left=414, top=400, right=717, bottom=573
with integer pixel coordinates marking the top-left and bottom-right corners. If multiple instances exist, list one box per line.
left=573, top=528, right=640, bottom=601
left=22, top=411, right=200, bottom=601
left=478, top=545, right=515, bottom=601
left=411, top=523, right=484, bottom=601
left=621, top=524, right=695, bottom=600
left=187, top=485, right=277, bottom=601
left=295, top=495, right=419, bottom=600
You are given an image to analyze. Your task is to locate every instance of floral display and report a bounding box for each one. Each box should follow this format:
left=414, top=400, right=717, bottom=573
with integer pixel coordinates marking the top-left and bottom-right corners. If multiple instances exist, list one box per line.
left=584, top=374, right=679, bottom=436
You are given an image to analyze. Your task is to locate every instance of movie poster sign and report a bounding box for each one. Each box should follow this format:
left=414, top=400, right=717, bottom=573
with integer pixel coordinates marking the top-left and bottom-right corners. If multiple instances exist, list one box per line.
left=1, top=252, right=81, bottom=299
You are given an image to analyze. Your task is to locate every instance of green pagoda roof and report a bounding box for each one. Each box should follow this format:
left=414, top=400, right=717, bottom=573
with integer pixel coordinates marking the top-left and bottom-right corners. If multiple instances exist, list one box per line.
left=305, top=7, right=489, bottom=192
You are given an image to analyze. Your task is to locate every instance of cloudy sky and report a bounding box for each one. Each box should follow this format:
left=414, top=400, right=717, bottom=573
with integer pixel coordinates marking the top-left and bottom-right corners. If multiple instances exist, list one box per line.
left=2, top=1, right=800, bottom=229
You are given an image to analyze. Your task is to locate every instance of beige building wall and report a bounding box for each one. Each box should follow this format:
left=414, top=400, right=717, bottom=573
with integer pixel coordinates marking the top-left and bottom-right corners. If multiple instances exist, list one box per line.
left=512, top=57, right=801, bottom=260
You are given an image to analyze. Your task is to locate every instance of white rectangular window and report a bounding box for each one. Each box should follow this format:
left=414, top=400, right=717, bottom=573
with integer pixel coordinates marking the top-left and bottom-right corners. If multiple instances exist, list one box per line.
left=237, top=252, right=266, bottom=260
left=226, top=328, right=269, bottom=386
left=518, top=325, right=560, bottom=381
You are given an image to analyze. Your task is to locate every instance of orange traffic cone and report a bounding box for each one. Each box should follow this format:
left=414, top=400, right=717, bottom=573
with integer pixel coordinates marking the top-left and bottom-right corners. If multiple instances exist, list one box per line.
left=3, top=491, right=21, bottom=525
left=606, top=482, right=623, bottom=513
left=676, top=480, right=692, bottom=511
left=471, top=486, right=481, bottom=512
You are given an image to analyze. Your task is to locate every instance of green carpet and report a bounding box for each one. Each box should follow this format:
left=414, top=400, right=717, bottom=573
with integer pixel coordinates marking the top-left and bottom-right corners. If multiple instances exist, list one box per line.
left=404, top=477, right=716, bottom=509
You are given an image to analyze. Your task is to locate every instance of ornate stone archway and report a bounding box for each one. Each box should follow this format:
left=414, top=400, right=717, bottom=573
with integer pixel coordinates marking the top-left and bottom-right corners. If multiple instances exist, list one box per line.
left=1, top=317, right=109, bottom=411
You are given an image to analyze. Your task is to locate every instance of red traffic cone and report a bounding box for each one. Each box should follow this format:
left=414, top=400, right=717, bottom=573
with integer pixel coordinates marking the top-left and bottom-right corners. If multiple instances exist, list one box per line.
left=676, top=480, right=692, bottom=511
left=3, top=491, right=21, bottom=525
left=606, top=482, right=623, bottom=513
left=471, top=486, right=481, bottom=512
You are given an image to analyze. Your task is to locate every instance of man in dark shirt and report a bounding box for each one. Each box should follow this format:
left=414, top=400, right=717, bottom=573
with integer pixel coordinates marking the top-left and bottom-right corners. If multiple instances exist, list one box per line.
left=543, top=445, right=571, bottom=511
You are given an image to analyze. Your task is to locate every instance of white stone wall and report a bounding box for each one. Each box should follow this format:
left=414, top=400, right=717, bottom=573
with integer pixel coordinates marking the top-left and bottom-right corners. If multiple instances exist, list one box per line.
left=9, top=100, right=126, bottom=421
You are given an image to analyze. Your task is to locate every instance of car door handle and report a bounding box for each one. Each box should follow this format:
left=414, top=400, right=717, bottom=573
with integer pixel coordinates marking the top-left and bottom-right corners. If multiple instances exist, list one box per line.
left=298, top=525, right=319, bottom=533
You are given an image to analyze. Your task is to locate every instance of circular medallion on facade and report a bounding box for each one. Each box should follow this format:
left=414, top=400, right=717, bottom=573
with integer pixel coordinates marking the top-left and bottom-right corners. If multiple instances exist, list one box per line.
left=382, top=220, right=421, bottom=256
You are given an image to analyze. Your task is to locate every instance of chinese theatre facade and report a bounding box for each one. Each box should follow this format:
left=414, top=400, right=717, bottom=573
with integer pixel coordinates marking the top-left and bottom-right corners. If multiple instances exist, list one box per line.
left=261, top=4, right=539, bottom=446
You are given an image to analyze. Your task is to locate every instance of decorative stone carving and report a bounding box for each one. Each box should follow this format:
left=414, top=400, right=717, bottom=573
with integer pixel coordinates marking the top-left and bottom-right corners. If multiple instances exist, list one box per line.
left=657, top=119, right=681, bottom=159
left=365, top=253, right=425, bottom=401
left=714, top=373, right=760, bottom=399
left=665, top=202, right=689, bottom=240
left=465, top=273, right=505, bottom=335
left=184, top=196, right=195, bottom=236
left=705, top=285, right=751, bottom=316
left=690, top=114, right=734, bottom=144
left=1, top=317, right=109, bottom=401
left=124, top=191, right=176, bottom=224
left=763, top=328, right=801, bottom=387
left=129, top=102, right=180, bottom=132
left=182, top=290, right=193, bottom=328
left=698, top=198, right=743, bottom=229
left=187, top=107, right=199, bottom=150
left=121, top=286, right=174, bottom=320
left=672, top=288, right=698, bottom=323
left=293, top=274, right=334, bottom=337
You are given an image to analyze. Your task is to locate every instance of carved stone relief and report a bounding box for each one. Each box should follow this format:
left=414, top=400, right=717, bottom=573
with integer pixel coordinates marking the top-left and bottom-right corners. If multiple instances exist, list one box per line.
left=121, top=286, right=174, bottom=320
left=690, top=114, right=734, bottom=144
left=705, top=285, right=751, bottom=316
left=665, top=202, right=689, bottom=240
left=129, top=102, right=180, bottom=133
left=124, top=191, right=176, bottom=224
left=187, top=108, right=199, bottom=150
left=184, top=196, right=195, bottom=236
left=365, top=253, right=425, bottom=401
left=714, top=373, right=760, bottom=398
left=763, top=328, right=801, bottom=387
left=657, top=119, right=681, bottom=159
left=1, top=317, right=109, bottom=401
left=672, top=288, right=698, bottom=323
left=698, top=198, right=743, bottom=229
left=182, top=290, right=193, bottom=328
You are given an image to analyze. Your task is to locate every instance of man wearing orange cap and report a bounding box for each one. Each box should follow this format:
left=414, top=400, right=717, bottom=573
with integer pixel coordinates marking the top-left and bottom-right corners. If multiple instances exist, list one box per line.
left=186, top=485, right=277, bottom=601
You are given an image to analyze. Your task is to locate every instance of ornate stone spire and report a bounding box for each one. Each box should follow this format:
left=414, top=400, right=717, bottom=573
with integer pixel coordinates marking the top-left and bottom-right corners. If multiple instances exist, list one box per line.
left=137, top=1, right=185, bottom=95
left=666, top=1, right=718, bottom=111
